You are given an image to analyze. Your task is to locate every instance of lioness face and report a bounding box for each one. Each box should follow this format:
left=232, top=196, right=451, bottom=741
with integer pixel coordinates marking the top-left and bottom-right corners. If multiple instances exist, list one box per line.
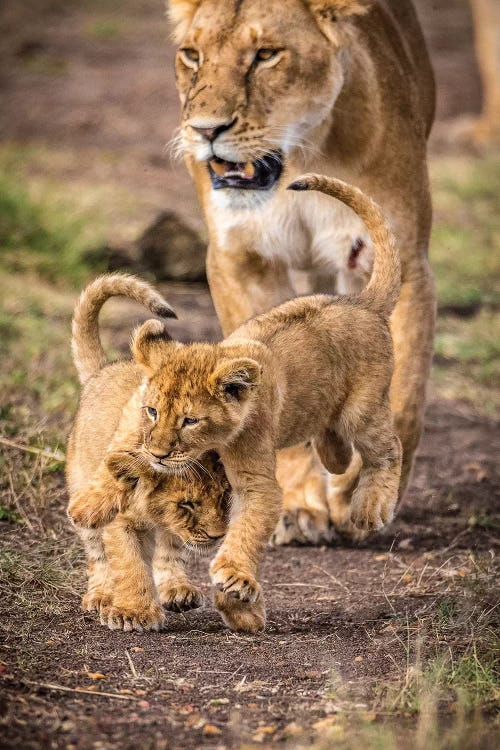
left=131, top=322, right=261, bottom=474
left=171, top=0, right=352, bottom=200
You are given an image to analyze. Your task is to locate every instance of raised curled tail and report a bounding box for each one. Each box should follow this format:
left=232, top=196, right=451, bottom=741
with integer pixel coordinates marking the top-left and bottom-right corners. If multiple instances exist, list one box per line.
left=288, top=174, right=401, bottom=316
left=71, top=273, right=176, bottom=385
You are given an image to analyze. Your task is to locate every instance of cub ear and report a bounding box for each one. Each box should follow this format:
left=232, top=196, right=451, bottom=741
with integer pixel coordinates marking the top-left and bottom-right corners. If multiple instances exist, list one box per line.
left=167, top=0, right=201, bottom=42
left=208, top=358, right=261, bottom=401
left=131, top=319, right=174, bottom=372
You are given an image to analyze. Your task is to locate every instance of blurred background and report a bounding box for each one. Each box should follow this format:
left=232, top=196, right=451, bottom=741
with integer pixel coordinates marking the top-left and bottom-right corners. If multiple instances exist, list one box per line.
left=0, top=2, right=498, bottom=748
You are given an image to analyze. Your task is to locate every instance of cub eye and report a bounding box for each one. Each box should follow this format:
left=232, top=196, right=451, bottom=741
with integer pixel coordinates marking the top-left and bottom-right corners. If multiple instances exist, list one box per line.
left=255, top=48, right=279, bottom=62
left=179, top=500, right=196, bottom=513
left=146, top=406, right=158, bottom=421
left=180, top=48, right=200, bottom=66
left=182, top=416, right=199, bottom=427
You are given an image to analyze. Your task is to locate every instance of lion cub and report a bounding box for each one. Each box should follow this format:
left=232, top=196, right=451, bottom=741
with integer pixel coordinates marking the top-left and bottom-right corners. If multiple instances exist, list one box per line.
left=66, top=275, right=230, bottom=631
left=71, top=174, right=402, bottom=634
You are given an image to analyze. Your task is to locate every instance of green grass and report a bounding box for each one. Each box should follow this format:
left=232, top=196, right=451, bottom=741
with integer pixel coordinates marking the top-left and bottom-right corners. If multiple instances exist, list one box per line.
left=429, top=154, right=500, bottom=412
left=0, top=169, right=104, bottom=286
left=430, top=155, right=500, bottom=308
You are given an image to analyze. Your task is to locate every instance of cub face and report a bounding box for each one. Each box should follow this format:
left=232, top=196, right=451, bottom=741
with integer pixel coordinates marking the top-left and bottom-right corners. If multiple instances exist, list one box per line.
left=132, top=320, right=261, bottom=474
left=107, top=450, right=230, bottom=550
left=169, top=0, right=370, bottom=203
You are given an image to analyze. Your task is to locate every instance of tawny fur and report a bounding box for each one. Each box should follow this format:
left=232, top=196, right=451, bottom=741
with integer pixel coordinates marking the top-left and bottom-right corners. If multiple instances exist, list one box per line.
left=73, top=174, right=402, bottom=633
left=66, top=276, right=228, bottom=632
left=168, top=0, right=435, bottom=544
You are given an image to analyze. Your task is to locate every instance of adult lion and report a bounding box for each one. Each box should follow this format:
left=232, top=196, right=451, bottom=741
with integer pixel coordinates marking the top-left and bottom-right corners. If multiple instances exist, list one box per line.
left=167, top=0, right=436, bottom=543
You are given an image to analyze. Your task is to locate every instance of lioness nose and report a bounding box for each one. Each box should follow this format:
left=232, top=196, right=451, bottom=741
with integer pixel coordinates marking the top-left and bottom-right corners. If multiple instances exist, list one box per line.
left=191, top=118, right=237, bottom=142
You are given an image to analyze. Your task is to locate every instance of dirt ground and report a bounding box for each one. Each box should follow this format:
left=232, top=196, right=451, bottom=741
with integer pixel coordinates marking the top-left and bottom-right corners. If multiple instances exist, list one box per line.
left=0, top=1, right=498, bottom=748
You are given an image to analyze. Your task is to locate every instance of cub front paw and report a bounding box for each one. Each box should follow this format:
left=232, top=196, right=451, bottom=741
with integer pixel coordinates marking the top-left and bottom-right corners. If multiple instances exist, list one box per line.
left=68, top=488, right=120, bottom=529
left=158, top=583, right=204, bottom=612
left=214, top=590, right=266, bottom=633
left=101, top=601, right=165, bottom=632
left=210, top=558, right=261, bottom=603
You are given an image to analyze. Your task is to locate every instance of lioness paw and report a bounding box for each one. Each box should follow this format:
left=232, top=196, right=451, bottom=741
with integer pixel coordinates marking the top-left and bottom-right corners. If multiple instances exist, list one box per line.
left=158, top=583, right=204, bottom=612
left=102, top=602, right=165, bottom=632
left=81, top=589, right=112, bottom=613
left=214, top=590, right=266, bottom=633
left=210, top=559, right=261, bottom=603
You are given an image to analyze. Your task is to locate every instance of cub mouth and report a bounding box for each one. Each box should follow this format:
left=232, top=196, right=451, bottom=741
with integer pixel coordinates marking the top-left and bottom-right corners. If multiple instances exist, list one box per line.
left=207, top=151, right=283, bottom=191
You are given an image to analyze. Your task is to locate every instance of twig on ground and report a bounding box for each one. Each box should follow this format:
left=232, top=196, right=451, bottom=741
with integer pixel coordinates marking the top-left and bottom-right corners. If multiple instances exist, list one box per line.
left=23, top=680, right=139, bottom=701
left=125, top=649, right=138, bottom=679
left=312, top=565, right=350, bottom=593
left=0, top=436, right=65, bottom=463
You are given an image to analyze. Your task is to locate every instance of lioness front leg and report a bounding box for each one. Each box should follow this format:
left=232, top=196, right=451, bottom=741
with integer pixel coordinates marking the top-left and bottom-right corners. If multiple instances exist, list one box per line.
left=102, top=520, right=164, bottom=632
left=154, top=528, right=204, bottom=612
left=210, top=453, right=282, bottom=633
left=390, top=266, right=435, bottom=500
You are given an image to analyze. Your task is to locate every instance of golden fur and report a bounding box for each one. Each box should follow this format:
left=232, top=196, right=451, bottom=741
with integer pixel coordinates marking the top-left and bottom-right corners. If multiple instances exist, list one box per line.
left=168, top=0, right=436, bottom=543
left=66, top=275, right=229, bottom=631
left=73, top=175, right=402, bottom=633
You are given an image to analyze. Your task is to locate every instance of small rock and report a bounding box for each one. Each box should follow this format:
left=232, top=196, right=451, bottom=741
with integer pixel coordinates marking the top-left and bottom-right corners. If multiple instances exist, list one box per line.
left=203, top=724, right=222, bottom=736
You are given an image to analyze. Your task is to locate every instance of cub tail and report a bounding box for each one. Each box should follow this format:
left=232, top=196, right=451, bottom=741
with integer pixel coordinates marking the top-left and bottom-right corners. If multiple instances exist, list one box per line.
left=72, top=273, right=176, bottom=385
left=288, top=174, right=401, bottom=317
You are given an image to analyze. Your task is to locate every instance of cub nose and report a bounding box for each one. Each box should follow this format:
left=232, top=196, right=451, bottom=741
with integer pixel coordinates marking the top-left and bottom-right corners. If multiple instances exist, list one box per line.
left=149, top=450, right=169, bottom=460
left=191, top=118, right=237, bottom=142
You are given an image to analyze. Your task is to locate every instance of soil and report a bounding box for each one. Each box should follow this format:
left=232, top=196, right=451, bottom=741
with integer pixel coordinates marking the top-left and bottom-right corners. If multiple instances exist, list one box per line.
left=0, top=2, right=498, bottom=748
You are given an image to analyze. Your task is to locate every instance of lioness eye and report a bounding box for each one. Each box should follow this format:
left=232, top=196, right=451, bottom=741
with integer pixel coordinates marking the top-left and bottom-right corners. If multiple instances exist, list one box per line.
left=180, top=48, right=199, bottom=64
left=146, top=406, right=158, bottom=421
left=182, top=416, right=199, bottom=427
left=179, top=500, right=196, bottom=513
left=255, top=48, right=279, bottom=62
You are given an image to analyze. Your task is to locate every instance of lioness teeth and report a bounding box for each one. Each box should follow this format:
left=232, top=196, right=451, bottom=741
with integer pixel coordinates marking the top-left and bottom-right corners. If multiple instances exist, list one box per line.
left=243, top=161, right=255, bottom=178
left=209, top=159, right=256, bottom=179
left=210, top=160, right=227, bottom=177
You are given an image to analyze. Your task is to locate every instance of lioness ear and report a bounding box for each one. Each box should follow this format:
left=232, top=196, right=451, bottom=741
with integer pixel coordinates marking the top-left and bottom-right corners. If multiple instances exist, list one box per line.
left=307, top=0, right=372, bottom=39
left=131, top=319, right=174, bottom=372
left=167, top=0, right=201, bottom=42
left=208, top=358, right=261, bottom=401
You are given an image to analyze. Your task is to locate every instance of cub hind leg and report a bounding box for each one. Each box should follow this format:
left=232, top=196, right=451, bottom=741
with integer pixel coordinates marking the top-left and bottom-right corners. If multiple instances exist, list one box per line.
left=78, top=527, right=112, bottom=613
left=347, top=407, right=402, bottom=531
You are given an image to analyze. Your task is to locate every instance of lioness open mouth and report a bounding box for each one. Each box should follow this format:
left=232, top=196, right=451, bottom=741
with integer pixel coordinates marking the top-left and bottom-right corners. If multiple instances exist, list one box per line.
left=208, top=151, right=283, bottom=190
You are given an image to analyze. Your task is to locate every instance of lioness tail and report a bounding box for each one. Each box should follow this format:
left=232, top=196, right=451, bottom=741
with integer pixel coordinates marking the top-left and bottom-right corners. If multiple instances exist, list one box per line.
left=72, top=273, right=176, bottom=385
left=288, top=174, right=401, bottom=316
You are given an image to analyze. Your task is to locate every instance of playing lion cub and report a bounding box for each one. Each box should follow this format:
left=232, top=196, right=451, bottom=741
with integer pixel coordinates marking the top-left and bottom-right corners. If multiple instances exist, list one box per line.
left=71, top=174, right=402, bottom=633
left=66, top=275, right=230, bottom=631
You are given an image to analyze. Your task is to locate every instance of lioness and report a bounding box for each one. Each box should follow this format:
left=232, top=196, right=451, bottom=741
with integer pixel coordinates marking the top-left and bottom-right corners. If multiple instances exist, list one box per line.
left=66, top=275, right=229, bottom=631
left=168, top=0, right=436, bottom=543
left=72, top=174, right=402, bottom=633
